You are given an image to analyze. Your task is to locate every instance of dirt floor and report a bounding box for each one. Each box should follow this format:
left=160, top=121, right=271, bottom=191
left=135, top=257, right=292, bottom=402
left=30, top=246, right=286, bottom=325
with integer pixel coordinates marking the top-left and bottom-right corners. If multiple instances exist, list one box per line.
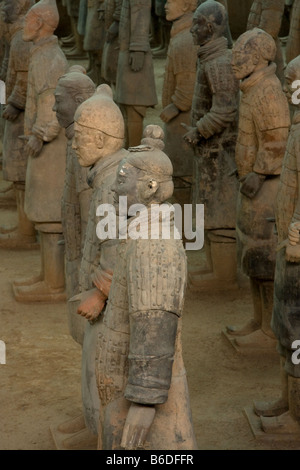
left=0, top=57, right=299, bottom=451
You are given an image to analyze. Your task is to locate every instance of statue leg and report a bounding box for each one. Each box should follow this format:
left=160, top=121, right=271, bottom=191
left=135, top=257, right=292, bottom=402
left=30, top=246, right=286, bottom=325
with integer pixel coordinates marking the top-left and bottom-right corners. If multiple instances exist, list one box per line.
left=0, top=182, right=38, bottom=249
left=254, top=356, right=289, bottom=417
left=64, top=16, right=86, bottom=59
left=188, top=229, right=238, bottom=291
left=122, top=105, right=147, bottom=148
left=261, top=375, right=300, bottom=435
left=13, top=225, right=66, bottom=303
left=227, top=277, right=262, bottom=336
left=234, top=279, right=277, bottom=349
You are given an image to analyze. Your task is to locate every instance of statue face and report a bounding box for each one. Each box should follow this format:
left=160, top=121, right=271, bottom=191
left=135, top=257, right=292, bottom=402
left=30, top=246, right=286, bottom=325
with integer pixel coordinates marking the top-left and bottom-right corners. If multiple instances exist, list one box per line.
left=73, top=122, right=103, bottom=167
left=190, top=12, right=211, bottom=46
left=112, top=160, right=145, bottom=212
left=231, top=43, right=257, bottom=80
left=165, top=0, right=186, bottom=22
left=53, top=84, right=78, bottom=129
left=23, top=9, right=41, bottom=42
left=3, top=0, right=18, bottom=23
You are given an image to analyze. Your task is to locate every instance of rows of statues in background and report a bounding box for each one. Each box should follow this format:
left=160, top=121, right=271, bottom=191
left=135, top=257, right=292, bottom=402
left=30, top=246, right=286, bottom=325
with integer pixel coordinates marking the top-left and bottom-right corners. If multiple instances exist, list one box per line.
left=1, top=0, right=300, bottom=448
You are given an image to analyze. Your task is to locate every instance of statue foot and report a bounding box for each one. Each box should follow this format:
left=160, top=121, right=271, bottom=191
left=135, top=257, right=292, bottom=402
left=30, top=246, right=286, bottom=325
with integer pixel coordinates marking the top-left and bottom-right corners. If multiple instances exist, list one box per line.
left=0, top=188, right=16, bottom=208
left=152, top=47, right=168, bottom=58
left=0, top=231, right=38, bottom=250
left=0, top=181, right=13, bottom=193
left=253, top=398, right=289, bottom=417
left=64, top=47, right=87, bottom=59
left=12, top=272, right=43, bottom=288
left=261, top=412, right=300, bottom=434
left=61, top=428, right=97, bottom=450
left=226, top=319, right=260, bottom=336
left=0, top=224, right=18, bottom=234
left=13, top=281, right=66, bottom=303
left=234, top=330, right=276, bottom=350
left=57, top=415, right=86, bottom=434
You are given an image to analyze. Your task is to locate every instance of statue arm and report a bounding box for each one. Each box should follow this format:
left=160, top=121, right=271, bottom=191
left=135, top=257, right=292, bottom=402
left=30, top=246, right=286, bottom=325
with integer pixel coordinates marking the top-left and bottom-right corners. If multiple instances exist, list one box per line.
left=32, top=89, right=61, bottom=142
left=129, top=0, right=151, bottom=52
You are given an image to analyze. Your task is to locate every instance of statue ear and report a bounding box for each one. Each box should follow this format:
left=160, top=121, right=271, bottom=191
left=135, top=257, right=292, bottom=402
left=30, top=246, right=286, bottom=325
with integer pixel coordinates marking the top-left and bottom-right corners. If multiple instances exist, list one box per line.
left=95, top=131, right=104, bottom=149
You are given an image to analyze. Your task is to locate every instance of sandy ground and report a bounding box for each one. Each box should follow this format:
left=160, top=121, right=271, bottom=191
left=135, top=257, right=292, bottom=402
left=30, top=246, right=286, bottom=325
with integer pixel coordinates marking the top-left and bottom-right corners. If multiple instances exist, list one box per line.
left=0, top=57, right=299, bottom=451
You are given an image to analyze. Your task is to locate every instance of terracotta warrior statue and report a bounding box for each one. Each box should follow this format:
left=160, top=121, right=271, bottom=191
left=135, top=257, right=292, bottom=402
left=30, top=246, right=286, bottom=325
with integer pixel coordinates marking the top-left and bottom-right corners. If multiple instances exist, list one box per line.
left=82, top=0, right=106, bottom=85
left=115, top=0, right=158, bottom=148
left=0, top=0, right=36, bottom=249
left=53, top=67, right=96, bottom=345
left=286, top=0, right=300, bottom=64
left=253, top=55, right=300, bottom=435
left=160, top=0, right=198, bottom=207
left=226, top=28, right=290, bottom=349
left=66, top=85, right=127, bottom=443
left=62, top=0, right=86, bottom=59
left=182, top=0, right=240, bottom=290
left=92, top=125, right=197, bottom=450
left=247, top=0, right=285, bottom=83
left=13, top=0, right=68, bottom=303
left=101, top=0, right=122, bottom=88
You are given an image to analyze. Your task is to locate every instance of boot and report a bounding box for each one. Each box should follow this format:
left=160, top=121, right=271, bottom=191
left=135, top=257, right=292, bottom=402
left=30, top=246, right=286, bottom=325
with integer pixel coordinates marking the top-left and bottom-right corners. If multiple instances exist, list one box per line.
left=261, top=376, right=300, bottom=434
left=152, top=21, right=171, bottom=58
left=188, top=230, right=238, bottom=291
left=227, top=277, right=262, bottom=336
left=13, top=230, right=66, bottom=303
left=0, top=183, right=38, bottom=249
left=254, top=356, right=289, bottom=416
left=234, top=280, right=277, bottom=349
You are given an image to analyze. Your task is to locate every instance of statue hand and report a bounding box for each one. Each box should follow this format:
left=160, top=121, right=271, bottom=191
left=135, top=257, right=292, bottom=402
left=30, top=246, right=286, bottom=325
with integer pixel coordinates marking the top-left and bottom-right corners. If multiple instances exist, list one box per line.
left=77, top=287, right=106, bottom=321
left=25, top=135, right=43, bottom=158
left=106, top=21, right=119, bottom=43
left=160, top=103, right=180, bottom=123
left=288, top=221, right=300, bottom=246
left=181, top=123, right=200, bottom=147
left=129, top=51, right=145, bottom=72
left=240, top=172, right=266, bottom=199
left=121, top=403, right=156, bottom=450
left=3, top=104, right=21, bottom=122
left=285, top=243, right=300, bottom=263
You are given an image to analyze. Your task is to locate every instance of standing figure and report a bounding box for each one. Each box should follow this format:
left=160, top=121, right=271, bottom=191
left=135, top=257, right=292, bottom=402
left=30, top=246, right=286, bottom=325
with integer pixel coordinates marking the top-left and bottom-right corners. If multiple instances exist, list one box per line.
left=0, top=0, right=36, bottom=249
left=160, top=0, right=198, bottom=206
left=183, top=0, right=240, bottom=290
left=83, top=0, right=106, bottom=85
left=115, top=0, right=158, bottom=148
left=151, top=0, right=171, bottom=58
left=254, top=55, right=300, bottom=434
left=13, top=0, right=68, bottom=303
left=69, top=85, right=127, bottom=440
left=247, top=0, right=285, bottom=83
left=227, top=28, right=290, bottom=349
left=94, top=125, right=197, bottom=450
left=53, top=67, right=96, bottom=344
left=101, top=0, right=122, bottom=88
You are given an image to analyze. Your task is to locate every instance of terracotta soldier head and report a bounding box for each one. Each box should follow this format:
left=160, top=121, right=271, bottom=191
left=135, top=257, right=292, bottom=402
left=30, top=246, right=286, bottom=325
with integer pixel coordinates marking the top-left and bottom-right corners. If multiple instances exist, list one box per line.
left=73, top=84, right=125, bottom=168
left=165, top=0, right=197, bottom=22
left=3, top=0, right=34, bottom=23
left=231, top=28, right=276, bottom=81
left=282, top=55, right=300, bottom=107
left=23, top=0, right=59, bottom=42
left=113, top=125, right=174, bottom=210
left=53, top=66, right=96, bottom=130
left=190, top=0, right=227, bottom=46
